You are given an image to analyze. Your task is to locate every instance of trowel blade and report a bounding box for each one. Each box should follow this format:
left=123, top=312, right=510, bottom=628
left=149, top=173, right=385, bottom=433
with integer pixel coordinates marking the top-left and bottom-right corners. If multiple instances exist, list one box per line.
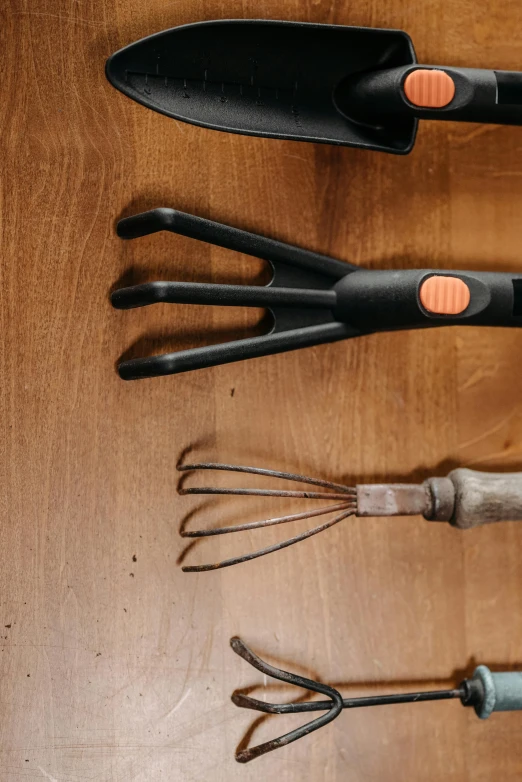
left=106, top=19, right=417, bottom=153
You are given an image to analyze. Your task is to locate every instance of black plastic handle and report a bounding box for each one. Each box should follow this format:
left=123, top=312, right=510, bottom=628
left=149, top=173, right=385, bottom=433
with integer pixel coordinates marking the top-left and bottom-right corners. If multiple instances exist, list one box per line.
left=335, top=270, right=522, bottom=333
left=345, top=65, right=522, bottom=127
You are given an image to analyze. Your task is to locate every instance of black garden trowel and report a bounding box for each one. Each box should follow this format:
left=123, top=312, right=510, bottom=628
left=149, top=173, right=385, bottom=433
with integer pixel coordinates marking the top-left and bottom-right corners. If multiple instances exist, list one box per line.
left=106, top=19, right=522, bottom=154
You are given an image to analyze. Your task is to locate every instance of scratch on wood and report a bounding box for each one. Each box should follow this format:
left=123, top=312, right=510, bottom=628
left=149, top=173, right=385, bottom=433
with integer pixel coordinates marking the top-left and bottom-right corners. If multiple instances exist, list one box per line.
left=38, top=767, right=59, bottom=782
left=458, top=407, right=521, bottom=451
left=161, top=687, right=192, bottom=720
left=11, top=11, right=105, bottom=28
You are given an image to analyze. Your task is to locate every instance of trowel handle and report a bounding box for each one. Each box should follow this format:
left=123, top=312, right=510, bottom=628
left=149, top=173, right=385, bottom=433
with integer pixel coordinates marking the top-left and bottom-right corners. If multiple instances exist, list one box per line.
left=443, top=468, right=522, bottom=529
left=350, top=65, right=522, bottom=126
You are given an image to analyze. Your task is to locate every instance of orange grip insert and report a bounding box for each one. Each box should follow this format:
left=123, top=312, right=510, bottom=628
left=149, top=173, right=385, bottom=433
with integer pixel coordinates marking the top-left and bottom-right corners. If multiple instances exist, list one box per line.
left=419, top=276, right=471, bottom=315
left=403, top=69, right=456, bottom=108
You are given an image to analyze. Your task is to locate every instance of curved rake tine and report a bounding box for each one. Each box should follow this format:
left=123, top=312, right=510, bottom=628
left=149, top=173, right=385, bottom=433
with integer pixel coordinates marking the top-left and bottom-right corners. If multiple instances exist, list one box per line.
left=180, top=501, right=354, bottom=537
left=232, top=693, right=292, bottom=714
left=181, top=507, right=354, bottom=572
left=233, top=692, right=337, bottom=714
left=230, top=637, right=343, bottom=763
left=179, top=487, right=352, bottom=500
left=177, top=462, right=354, bottom=493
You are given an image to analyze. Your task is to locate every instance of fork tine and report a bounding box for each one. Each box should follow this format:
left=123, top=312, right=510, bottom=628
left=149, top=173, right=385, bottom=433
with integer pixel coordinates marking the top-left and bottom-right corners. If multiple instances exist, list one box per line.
left=111, top=281, right=336, bottom=310
left=116, top=208, right=354, bottom=279
left=117, top=322, right=355, bottom=379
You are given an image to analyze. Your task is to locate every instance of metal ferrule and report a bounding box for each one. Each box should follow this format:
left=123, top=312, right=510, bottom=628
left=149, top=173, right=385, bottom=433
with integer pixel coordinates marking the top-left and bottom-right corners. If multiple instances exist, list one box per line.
left=356, top=477, right=456, bottom=520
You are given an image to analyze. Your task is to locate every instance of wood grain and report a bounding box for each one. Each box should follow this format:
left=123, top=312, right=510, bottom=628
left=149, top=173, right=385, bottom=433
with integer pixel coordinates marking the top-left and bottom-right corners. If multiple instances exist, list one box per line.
left=2, top=0, right=522, bottom=779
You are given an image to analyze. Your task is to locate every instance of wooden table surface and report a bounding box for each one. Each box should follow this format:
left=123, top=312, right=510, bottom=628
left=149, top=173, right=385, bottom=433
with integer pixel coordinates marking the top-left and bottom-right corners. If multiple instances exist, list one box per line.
left=2, top=0, right=522, bottom=779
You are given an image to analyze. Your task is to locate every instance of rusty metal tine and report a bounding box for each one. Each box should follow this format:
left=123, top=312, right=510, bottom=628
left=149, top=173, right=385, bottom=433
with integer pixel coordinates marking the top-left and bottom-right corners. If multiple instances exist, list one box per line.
left=181, top=501, right=354, bottom=537
left=181, top=508, right=354, bottom=572
left=177, top=462, right=354, bottom=493
left=179, top=487, right=353, bottom=500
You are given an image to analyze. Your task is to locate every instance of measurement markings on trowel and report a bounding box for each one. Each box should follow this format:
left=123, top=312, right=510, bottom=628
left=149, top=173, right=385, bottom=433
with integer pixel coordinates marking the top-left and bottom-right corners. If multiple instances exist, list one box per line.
left=125, top=70, right=296, bottom=111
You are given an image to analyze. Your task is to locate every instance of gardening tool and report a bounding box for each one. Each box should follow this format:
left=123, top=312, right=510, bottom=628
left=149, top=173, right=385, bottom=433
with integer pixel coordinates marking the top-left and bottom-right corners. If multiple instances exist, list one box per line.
left=230, top=636, right=522, bottom=763
left=178, top=462, right=522, bottom=571
left=106, top=19, right=522, bottom=154
left=111, top=208, right=522, bottom=379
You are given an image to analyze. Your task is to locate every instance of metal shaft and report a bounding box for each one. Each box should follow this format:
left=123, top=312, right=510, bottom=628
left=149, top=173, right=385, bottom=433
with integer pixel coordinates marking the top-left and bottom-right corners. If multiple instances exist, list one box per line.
left=269, top=688, right=464, bottom=713
left=234, top=687, right=465, bottom=715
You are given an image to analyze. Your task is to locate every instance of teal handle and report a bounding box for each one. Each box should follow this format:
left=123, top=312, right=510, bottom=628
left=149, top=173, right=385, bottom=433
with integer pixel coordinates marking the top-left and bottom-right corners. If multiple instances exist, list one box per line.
left=472, top=666, right=522, bottom=718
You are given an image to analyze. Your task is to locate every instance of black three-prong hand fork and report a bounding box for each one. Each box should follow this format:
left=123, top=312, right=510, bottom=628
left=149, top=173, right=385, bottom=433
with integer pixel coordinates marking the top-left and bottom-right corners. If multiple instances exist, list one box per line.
left=112, top=208, right=522, bottom=379
left=231, top=638, right=522, bottom=763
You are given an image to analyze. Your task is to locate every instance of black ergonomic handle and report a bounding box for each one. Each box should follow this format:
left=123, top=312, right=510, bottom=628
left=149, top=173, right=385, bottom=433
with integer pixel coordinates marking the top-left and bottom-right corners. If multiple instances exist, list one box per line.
left=334, top=270, right=522, bottom=333
left=345, top=65, right=522, bottom=127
